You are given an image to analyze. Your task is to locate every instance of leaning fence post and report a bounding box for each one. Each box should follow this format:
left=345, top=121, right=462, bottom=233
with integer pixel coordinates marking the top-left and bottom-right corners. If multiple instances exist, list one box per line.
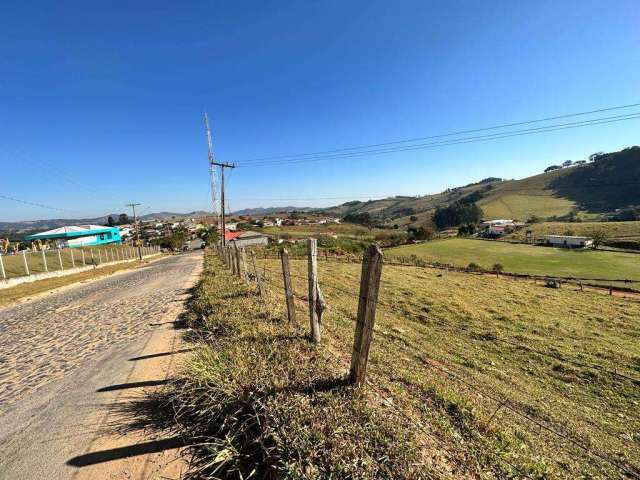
left=281, top=248, right=296, bottom=323
left=81, top=249, right=86, bottom=266
left=58, top=249, right=64, bottom=270
left=350, top=244, right=384, bottom=387
left=42, top=249, right=48, bottom=272
left=22, top=251, right=30, bottom=276
left=251, top=250, right=264, bottom=296
left=307, top=239, right=321, bottom=342
left=71, top=249, right=76, bottom=268
left=240, top=247, right=249, bottom=284
left=0, top=254, right=5, bottom=280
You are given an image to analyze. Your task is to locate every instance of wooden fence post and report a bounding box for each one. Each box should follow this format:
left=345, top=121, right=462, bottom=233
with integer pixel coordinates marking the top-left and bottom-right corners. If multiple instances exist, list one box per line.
left=70, top=249, right=76, bottom=268
left=58, top=249, right=64, bottom=270
left=251, top=250, right=264, bottom=296
left=281, top=248, right=296, bottom=323
left=350, top=244, right=384, bottom=387
left=240, top=247, right=249, bottom=283
left=0, top=254, right=5, bottom=280
left=22, top=251, right=30, bottom=276
left=42, top=250, right=48, bottom=272
left=81, top=249, right=86, bottom=266
left=307, top=239, right=322, bottom=342
left=234, top=244, right=242, bottom=278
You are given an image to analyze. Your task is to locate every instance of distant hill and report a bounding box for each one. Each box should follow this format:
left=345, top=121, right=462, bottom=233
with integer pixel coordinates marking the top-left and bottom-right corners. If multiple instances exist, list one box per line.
left=0, top=210, right=211, bottom=236
left=232, top=206, right=317, bottom=216
left=321, top=146, right=640, bottom=224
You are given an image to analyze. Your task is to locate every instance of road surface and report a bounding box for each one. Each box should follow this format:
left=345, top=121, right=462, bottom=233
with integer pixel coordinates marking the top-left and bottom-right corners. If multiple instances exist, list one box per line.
left=0, top=251, right=202, bottom=479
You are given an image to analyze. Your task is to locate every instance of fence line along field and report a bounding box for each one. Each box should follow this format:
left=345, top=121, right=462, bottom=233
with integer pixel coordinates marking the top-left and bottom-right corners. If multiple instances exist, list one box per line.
left=0, top=244, right=157, bottom=280
left=386, top=238, right=640, bottom=286
left=248, top=250, right=640, bottom=479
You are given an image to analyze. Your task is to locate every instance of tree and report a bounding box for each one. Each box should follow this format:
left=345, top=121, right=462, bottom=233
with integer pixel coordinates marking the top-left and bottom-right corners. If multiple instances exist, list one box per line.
left=589, top=229, right=608, bottom=248
left=562, top=160, right=573, bottom=167
left=107, top=216, right=115, bottom=227
left=544, top=165, right=561, bottom=173
left=118, top=213, right=129, bottom=225
left=409, top=215, right=418, bottom=222
left=588, top=151, right=605, bottom=162
left=408, top=223, right=436, bottom=241
left=432, top=202, right=483, bottom=230
left=343, top=212, right=375, bottom=229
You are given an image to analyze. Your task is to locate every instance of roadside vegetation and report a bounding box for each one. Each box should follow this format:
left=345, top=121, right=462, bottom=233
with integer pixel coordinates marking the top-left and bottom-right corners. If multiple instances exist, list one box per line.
left=160, top=251, right=429, bottom=479
left=159, top=249, right=639, bottom=479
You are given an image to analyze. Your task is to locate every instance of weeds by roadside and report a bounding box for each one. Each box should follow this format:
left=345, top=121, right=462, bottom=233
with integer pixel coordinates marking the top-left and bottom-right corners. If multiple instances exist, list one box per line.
left=160, top=250, right=431, bottom=479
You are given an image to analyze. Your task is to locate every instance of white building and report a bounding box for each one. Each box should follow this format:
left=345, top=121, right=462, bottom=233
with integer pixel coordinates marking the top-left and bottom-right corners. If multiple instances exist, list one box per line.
left=544, top=235, right=593, bottom=248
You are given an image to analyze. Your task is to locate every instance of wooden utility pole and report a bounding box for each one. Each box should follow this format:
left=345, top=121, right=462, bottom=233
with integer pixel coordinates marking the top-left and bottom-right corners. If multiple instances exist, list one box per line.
left=350, top=244, right=384, bottom=387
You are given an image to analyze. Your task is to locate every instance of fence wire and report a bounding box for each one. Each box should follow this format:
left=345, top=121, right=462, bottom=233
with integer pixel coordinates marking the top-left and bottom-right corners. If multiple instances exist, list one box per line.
left=220, top=248, right=640, bottom=479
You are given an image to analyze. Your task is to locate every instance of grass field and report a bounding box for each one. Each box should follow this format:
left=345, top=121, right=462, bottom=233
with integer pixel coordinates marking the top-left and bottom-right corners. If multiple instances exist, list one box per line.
left=386, top=238, right=640, bottom=283
left=503, top=221, right=640, bottom=242
left=165, top=250, right=640, bottom=478
left=262, top=223, right=384, bottom=239
left=476, top=169, right=579, bottom=220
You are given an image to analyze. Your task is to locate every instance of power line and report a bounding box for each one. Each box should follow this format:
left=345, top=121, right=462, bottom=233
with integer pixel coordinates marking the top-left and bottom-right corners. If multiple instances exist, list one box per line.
left=237, top=112, right=640, bottom=167
left=236, top=101, right=640, bottom=164
left=0, top=194, right=81, bottom=214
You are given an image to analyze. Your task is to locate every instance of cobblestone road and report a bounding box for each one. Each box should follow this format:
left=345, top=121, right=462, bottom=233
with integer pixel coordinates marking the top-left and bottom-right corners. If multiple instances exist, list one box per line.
left=0, top=252, right=202, bottom=409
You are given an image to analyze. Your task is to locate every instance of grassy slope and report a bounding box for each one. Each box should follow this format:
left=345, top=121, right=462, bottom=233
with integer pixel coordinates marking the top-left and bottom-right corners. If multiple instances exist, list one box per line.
left=165, top=250, right=639, bottom=479
left=476, top=169, right=577, bottom=220
left=323, top=148, right=640, bottom=223
left=261, top=255, right=640, bottom=479
left=503, top=221, right=640, bottom=242
left=164, top=252, right=432, bottom=479
left=386, top=238, right=640, bottom=282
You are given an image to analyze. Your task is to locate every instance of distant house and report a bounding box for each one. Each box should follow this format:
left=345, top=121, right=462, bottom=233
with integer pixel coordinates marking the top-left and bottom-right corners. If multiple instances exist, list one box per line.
left=225, top=230, right=269, bottom=248
left=488, top=225, right=506, bottom=236
left=481, top=219, right=525, bottom=237
left=25, top=225, right=121, bottom=248
left=544, top=235, right=593, bottom=248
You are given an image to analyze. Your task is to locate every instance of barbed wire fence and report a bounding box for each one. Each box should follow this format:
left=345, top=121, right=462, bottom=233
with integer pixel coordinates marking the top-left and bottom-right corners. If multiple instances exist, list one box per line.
left=214, top=241, right=640, bottom=479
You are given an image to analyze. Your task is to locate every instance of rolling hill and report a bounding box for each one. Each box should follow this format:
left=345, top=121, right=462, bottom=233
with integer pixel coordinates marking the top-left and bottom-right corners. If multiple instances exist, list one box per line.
left=323, top=146, right=640, bottom=224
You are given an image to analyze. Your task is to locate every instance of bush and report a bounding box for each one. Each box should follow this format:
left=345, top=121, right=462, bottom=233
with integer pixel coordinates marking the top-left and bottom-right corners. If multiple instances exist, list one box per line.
left=492, top=263, right=504, bottom=273
left=467, top=262, right=483, bottom=272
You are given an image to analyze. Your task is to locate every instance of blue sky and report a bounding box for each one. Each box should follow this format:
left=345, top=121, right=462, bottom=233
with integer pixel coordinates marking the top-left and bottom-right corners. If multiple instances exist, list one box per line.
left=1, top=0, right=639, bottom=221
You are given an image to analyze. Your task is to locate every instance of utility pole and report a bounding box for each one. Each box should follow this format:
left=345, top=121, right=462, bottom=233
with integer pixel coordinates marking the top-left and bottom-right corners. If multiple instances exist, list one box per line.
left=204, top=113, right=235, bottom=246
left=125, top=202, right=142, bottom=259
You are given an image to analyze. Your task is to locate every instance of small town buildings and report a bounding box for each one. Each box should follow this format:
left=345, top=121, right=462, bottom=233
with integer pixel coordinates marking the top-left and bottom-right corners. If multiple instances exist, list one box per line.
left=544, top=235, right=593, bottom=248
left=224, top=230, right=269, bottom=248
left=25, top=225, right=122, bottom=248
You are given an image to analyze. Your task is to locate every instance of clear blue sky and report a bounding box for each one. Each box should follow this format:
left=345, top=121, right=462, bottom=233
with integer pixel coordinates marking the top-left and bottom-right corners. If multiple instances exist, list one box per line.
left=1, top=0, right=639, bottom=221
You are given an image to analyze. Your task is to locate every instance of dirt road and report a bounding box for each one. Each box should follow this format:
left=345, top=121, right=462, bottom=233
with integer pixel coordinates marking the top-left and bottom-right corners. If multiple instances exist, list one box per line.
left=0, top=251, right=202, bottom=479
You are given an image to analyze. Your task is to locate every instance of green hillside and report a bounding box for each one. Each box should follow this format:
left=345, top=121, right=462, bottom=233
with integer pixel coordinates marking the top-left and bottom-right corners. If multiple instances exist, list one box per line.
left=323, top=146, right=640, bottom=224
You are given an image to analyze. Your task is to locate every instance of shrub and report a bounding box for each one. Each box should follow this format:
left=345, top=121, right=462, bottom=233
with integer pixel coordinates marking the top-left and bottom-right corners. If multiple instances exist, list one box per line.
left=467, top=262, right=483, bottom=272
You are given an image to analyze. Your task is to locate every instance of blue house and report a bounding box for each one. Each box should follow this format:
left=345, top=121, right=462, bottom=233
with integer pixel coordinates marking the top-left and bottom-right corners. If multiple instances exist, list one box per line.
left=25, top=225, right=122, bottom=248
